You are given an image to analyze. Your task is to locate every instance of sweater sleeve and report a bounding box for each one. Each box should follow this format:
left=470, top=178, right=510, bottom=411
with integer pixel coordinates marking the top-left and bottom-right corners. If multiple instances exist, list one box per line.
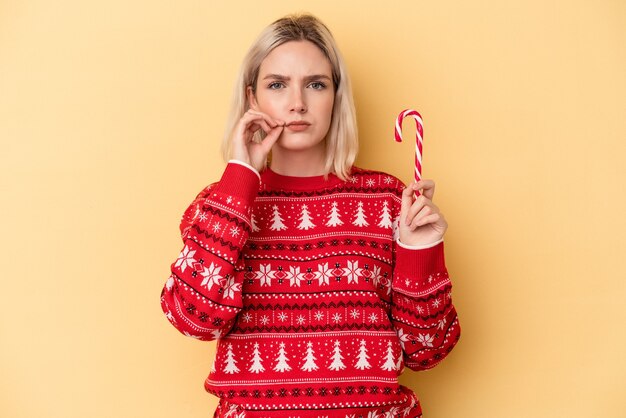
left=390, top=239, right=461, bottom=370
left=160, top=162, right=260, bottom=340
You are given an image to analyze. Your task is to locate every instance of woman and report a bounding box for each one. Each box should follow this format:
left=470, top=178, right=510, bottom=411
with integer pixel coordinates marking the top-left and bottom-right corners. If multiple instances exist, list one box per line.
left=160, top=13, right=460, bottom=417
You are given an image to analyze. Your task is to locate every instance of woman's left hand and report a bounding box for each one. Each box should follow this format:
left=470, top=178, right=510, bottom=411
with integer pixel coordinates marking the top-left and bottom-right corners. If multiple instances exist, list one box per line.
left=398, top=179, right=448, bottom=247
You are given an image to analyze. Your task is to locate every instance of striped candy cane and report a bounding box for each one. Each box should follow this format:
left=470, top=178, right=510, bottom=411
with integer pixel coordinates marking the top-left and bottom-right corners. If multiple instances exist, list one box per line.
left=394, top=109, right=424, bottom=189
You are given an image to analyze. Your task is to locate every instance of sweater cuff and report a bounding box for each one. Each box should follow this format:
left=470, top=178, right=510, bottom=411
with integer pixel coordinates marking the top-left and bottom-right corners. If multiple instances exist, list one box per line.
left=212, top=162, right=260, bottom=209
left=228, top=159, right=261, bottom=181
left=394, top=240, right=447, bottom=284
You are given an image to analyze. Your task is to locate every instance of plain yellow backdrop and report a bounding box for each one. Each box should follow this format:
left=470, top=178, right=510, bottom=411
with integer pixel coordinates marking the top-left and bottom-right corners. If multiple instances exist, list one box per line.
left=1, top=0, right=625, bottom=417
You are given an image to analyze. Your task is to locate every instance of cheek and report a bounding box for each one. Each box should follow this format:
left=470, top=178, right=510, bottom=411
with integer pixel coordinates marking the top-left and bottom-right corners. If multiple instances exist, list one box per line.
left=255, top=92, right=282, bottom=115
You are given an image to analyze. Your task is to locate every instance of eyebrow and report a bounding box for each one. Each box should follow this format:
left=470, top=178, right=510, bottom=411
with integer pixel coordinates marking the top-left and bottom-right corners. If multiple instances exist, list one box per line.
left=262, top=74, right=332, bottom=82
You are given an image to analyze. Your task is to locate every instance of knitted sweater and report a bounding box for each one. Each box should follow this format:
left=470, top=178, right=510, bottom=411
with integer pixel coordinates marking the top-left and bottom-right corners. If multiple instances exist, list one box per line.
left=160, top=161, right=460, bottom=417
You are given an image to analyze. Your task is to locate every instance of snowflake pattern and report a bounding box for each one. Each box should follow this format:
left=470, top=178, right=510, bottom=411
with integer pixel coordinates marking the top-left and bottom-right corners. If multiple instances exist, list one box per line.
left=200, top=262, right=223, bottom=291
left=343, top=260, right=362, bottom=284
left=174, top=245, right=196, bottom=272
left=417, top=333, right=435, bottom=347
left=287, top=266, right=304, bottom=287
left=222, top=275, right=240, bottom=299
left=255, top=264, right=275, bottom=287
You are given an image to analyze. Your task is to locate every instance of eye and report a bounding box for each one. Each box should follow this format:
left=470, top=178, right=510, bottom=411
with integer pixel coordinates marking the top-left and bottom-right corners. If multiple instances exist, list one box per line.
left=309, top=82, right=326, bottom=90
left=268, top=82, right=284, bottom=90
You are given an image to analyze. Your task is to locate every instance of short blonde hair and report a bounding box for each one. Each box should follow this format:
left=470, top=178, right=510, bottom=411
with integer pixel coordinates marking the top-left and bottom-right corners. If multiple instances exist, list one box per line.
left=221, top=13, right=358, bottom=181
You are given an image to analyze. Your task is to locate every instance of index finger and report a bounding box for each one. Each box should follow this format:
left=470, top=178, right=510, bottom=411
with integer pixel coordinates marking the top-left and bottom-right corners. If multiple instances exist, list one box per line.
left=412, top=179, right=436, bottom=200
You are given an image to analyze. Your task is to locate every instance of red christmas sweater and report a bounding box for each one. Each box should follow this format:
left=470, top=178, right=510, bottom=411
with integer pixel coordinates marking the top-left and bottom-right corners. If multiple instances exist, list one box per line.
left=160, top=161, right=460, bottom=417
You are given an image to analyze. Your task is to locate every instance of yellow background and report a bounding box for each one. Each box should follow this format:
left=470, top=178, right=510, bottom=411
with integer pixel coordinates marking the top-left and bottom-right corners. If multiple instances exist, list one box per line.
left=1, top=1, right=625, bottom=417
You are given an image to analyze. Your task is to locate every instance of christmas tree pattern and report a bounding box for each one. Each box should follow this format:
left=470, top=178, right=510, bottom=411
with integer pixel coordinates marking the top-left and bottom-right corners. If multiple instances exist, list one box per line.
left=352, top=202, right=369, bottom=227
left=250, top=213, right=260, bottom=232
left=273, top=342, right=292, bottom=372
left=328, top=340, right=346, bottom=371
left=301, top=341, right=319, bottom=372
left=325, top=201, right=344, bottom=227
left=354, top=339, right=371, bottom=370
left=381, top=341, right=398, bottom=371
left=269, top=205, right=287, bottom=231
left=248, top=342, right=265, bottom=373
left=377, top=201, right=393, bottom=229
left=223, top=344, right=240, bottom=374
left=297, top=204, right=316, bottom=230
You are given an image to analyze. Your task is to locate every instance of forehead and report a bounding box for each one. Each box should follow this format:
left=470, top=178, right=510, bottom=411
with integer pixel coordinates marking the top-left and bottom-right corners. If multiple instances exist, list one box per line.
left=259, top=40, right=332, bottom=76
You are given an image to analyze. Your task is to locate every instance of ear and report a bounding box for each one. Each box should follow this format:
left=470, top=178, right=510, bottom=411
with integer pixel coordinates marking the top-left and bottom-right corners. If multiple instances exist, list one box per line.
left=246, top=86, right=258, bottom=110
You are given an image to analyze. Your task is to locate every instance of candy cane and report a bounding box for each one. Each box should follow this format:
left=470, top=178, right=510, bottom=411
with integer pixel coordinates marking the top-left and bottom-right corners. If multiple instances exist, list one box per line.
left=394, top=109, right=424, bottom=187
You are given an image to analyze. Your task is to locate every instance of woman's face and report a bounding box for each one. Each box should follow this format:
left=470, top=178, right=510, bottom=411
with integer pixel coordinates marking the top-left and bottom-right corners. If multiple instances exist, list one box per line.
left=247, top=40, right=335, bottom=153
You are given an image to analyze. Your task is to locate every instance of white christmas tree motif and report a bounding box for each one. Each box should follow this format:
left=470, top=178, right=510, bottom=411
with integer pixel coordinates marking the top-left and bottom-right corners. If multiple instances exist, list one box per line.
left=352, top=202, right=369, bottom=227
left=381, top=341, right=398, bottom=371
left=343, top=260, right=362, bottom=284
left=354, top=339, right=371, bottom=370
left=325, top=201, right=344, bottom=227
left=222, top=275, right=241, bottom=299
left=366, top=411, right=380, bottom=418
left=250, top=213, right=260, bottom=232
left=301, top=341, right=319, bottom=372
left=377, top=201, right=393, bottom=229
left=255, top=264, right=275, bottom=287
left=223, top=344, right=240, bottom=374
left=297, top=204, right=316, bottom=230
left=315, top=262, right=332, bottom=285
left=174, top=245, right=196, bottom=272
left=417, top=333, right=435, bottom=347
left=392, top=216, right=400, bottom=241
left=287, top=266, right=304, bottom=287
left=200, top=262, right=223, bottom=291
left=395, top=351, right=403, bottom=371
left=328, top=340, right=346, bottom=371
left=273, top=342, right=292, bottom=372
left=270, top=205, right=287, bottom=231
left=249, top=343, right=265, bottom=373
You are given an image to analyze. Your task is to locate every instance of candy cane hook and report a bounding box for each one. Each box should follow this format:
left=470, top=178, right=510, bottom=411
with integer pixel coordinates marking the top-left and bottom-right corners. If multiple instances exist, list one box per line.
left=394, top=109, right=424, bottom=187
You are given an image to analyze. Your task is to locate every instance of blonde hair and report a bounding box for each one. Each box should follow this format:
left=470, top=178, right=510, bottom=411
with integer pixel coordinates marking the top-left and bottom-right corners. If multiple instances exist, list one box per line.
left=221, top=13, right=358, bottom=181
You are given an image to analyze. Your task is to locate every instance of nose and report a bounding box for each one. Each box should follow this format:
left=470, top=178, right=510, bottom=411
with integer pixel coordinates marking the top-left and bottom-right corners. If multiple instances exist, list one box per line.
left=290, top=88, right=307, bottom=113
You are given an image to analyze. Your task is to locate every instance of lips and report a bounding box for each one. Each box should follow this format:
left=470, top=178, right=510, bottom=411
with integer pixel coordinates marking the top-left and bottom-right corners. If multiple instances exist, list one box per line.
left=285, top=121, right=311, bottom=132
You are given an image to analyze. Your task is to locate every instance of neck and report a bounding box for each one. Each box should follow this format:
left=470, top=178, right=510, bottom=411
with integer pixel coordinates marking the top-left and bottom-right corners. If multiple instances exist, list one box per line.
left=269, top=144, right=326, bottom=177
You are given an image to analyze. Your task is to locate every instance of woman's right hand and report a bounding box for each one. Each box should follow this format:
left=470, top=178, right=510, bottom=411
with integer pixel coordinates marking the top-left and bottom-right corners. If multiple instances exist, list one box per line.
left=231, top=110, right=285, bottom=172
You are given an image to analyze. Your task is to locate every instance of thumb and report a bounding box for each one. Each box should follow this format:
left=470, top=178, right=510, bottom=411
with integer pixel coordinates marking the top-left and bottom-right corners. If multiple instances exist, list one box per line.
left=260, top=124, right=284, bottom=154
